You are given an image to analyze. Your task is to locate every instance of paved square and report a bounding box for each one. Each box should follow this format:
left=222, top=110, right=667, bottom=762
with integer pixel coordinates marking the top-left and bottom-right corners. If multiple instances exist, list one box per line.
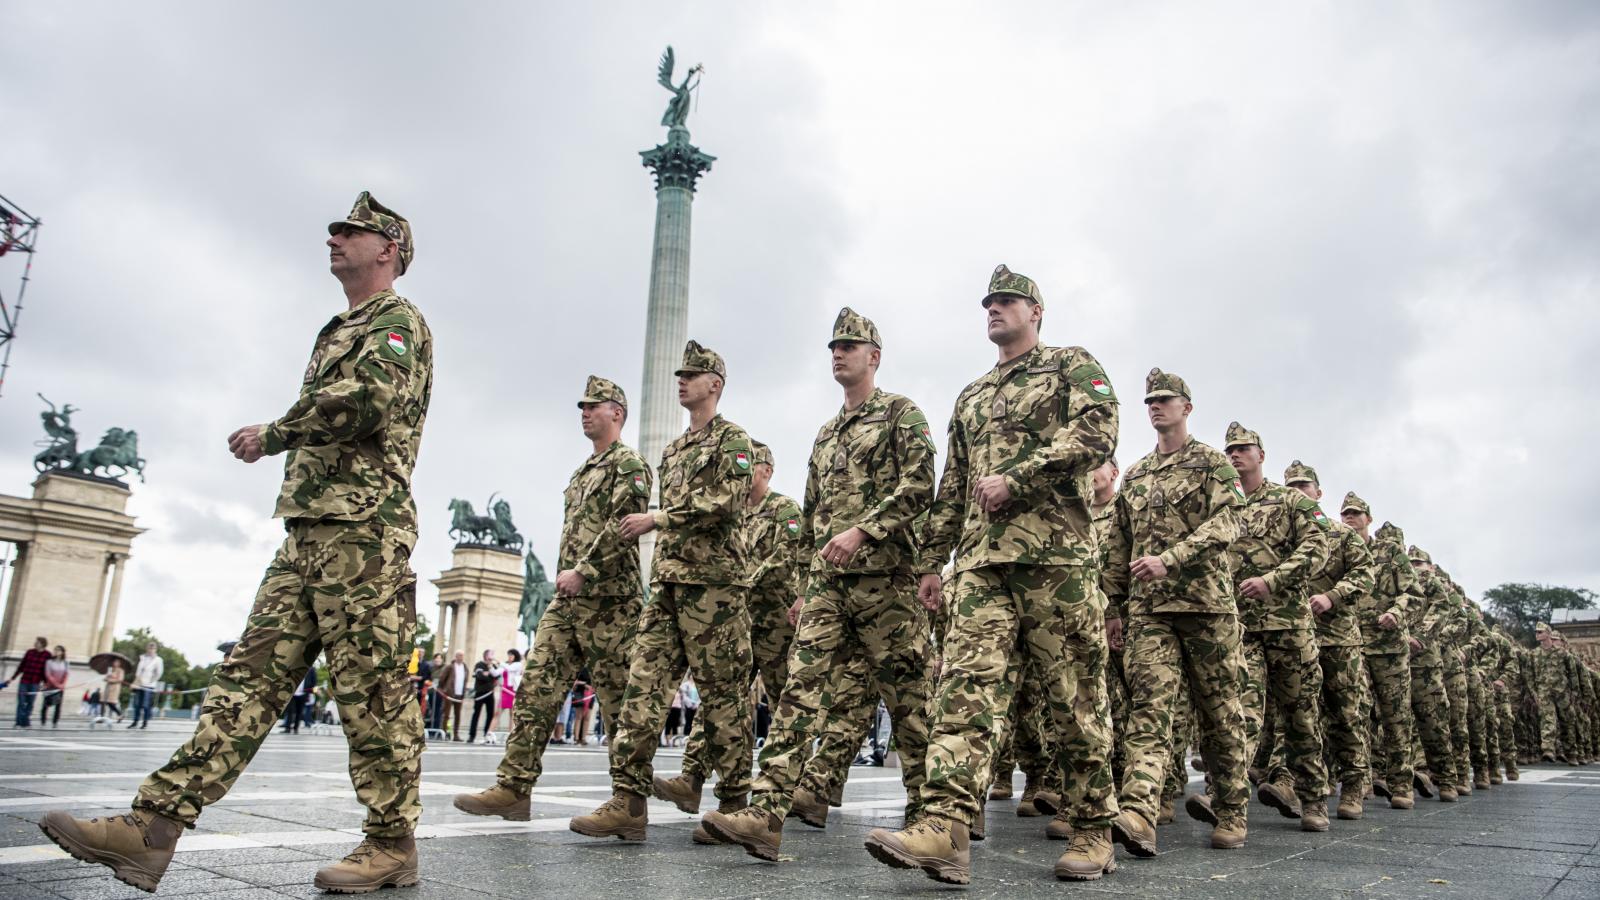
left=0, top=725, right=1596, bottom=899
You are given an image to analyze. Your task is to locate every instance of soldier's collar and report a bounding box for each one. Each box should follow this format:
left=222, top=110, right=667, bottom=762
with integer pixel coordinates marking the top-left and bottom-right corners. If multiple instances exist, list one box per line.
left=838, top=387, right=885, bottom=420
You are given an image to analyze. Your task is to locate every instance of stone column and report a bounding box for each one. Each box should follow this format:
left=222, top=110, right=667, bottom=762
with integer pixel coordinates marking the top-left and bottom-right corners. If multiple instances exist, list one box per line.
left=435, top=599, right=449, bottom=653
left=431, top=547, right=521, bottom=667
left=466, top=602, right=481, bottom=663
left=96, top=554, right=127, bottom=654
left=88, top=554, right=113, bottom=649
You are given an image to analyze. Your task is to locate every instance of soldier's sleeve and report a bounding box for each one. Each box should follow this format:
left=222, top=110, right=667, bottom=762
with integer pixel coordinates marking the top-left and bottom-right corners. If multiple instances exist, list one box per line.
left=799, top=450, right=822, bottom=571
left=653, top=429, right=752, bottom=531
left=1101, top=492, right=1133, bottom=620
left=574, top=455, right=651, bottom=582
left=1419, top=578, right=1449, bottom=644
left=1391, top=548, right=1420, bottom=624
left=1261, top=495, right=1331, bottom=596
left=1000, top=352, right=1118, bottom=500
left=1327, top=528, right=1376, bottom=607
left=916, top=401, right=970, bottom=573
left=851, top=402, right=936, bottom=542
left=261, top=312, right=419, bottom=454
left=1157, top=462, right=1242, bottom=572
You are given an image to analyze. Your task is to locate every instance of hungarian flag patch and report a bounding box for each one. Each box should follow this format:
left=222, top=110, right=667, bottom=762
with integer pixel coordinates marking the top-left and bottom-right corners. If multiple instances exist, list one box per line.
left=734, top=451, right=750, bottom=470
left=386, top=332, right=407, bottom=355
left=785, top=518, right=800, bottom=535
left=1232, top=480, right=1246, bottom=500
left=631, top=473, right=647, bottom=495
left=1089, top=378, right=1111, bottom=395
left=1311, top=507, right=1330, bottom=526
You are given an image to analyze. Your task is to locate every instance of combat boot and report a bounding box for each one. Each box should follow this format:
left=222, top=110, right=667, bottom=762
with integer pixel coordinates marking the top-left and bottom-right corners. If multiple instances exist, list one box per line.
left=1053, top=827, right=1117, bottom=881
left=452, top=784, right=530, bottom=821
left=1371, top=779, right=1391, bottom=800
left=39, top=809, right=182, bottom=893
left=988, top=780, right=1013, bottom=800
left=788, top=787, right=828, bottom=829
left=1414, top=771, right=1436, bottom=798
left=1437, top=785, right=1458, bottom=803
left=652, top=773, right=704, bottom=814
left=828, top=780, right=844, bottom=807
left=1184, top=792, right=1219, bottom=826
left=1257, top=778, right=1301, bottom=819
left=1505, top=763, right=1520, bottom=781
left=1489, top=769, right=1503, bottom=785
left=863, top=815, right=971, bottom=885
left=1110, top=808, right=1157, bottom=858
left=570, top=792, right=647, bottom=841
left=1473, top=770, right=1490, bottom=790
left=1336, top=781, right=1364, bottom=820
left=313, top=834, right=418, bottom=894
left=701, top=806, right=783, bottom=861
left=1211, top=815, right=1248, bottom=850
left=1389, top=792, right=1415, bottom=810
left=1247, top=766, right=1265, bottom=786
left=1156, top=797, right=1176, bottom=825
left=970, top=804, right=985, bottom=842
left=1045, top=813, right=1071, bottom=840
left=1540, top=751, right=1556, bottom=762
left=1300, top=801, right=1330, bottom=832
left=693, top=795, right=747, bottom=845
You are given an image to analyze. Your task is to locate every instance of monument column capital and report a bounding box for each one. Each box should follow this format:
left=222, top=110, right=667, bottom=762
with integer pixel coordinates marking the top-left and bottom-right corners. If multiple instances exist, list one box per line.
left=640, top=128, right=716, bottom=193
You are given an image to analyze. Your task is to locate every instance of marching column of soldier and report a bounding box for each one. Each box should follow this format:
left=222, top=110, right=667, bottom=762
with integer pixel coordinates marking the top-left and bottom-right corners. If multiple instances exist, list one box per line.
left=36, top=194, right=1600, bottom=894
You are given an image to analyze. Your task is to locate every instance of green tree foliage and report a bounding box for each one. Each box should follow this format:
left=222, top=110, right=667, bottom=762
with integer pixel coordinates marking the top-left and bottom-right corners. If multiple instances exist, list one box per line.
left=1483, top=583, right=1598, bottom=646
left=112, top=627, right=214, bottom=710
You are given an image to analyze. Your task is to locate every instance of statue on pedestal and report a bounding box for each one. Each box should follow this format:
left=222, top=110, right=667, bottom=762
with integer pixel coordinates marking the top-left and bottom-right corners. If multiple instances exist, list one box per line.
left=656, top=46, right=703, bottom=129
left=519, top=551, right=553, bottom=641
left=447, top=494, right=524, bottom=551
left=32, top=395, right=146, bottom=482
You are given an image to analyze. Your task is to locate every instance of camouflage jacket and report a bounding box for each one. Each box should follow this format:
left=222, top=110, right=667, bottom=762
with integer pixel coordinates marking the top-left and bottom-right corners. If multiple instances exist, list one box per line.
left=743, top=489, right=807, bottom=595
left=918, top=344, right=1118, bottom=574
left=262, top=290, right=432, bottom=532
left=804, top=388, right=935, bottom=576
left=1305, top=520, right=1375, bottom=648
left=1534, top=646, right=1567, bottom=692
left=1091, top=500, right=1117, bottom=612
left=1407, top=574, right=1454, bottom=667
left=558, top=441, right=651, bottom=597
left=1437, top=582, right=1471, bottom=670
left=1233, top=480, right=1331, bottom=633
left=1102, top=436, right=1242, bottom=618
left=649, top=414, right=754, bottom=585
left=1358, top=531, right=1414, bottom=656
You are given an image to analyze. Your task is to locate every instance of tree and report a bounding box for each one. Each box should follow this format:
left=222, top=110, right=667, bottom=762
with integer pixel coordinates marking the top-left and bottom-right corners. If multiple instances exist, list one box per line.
left=1482, top=583, right=1598, bottom=646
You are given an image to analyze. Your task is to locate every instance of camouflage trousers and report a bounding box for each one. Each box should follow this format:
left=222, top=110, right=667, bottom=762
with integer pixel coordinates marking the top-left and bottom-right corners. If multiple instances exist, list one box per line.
left=1361, top=652, right=1414, bottom=795
left=608, top=582, right=752, bottom=801
left=1269, top=644, right=1368, bottom=793
left=1120, top=612, right=1249, bottom=822
left=753, top=573, right=930, bottom=818
left=1108, top=646, right=1131, bottom=786
left=681, top=586, right=794, bottom=785
left=1159, top=670, right=1194, bottom=803
left=1408, top=662, right=1458, bottom=786
left=136, top=521, right=422, bottom=837
left=495, top=593, right=639, bottom=792
left=991, top=662, right=1060, bottom=793
left=1535, top=674, right=1563, bottom=757
left=1240, top=628, right=1328, bottom=804
left=1443, top=659, right=1470, bottom=785
left=1495, top=683, right=1519, bottom=768
left=1467, top=667, right=1492, bottom=777
left=923, top=564, right=1115, bottom=829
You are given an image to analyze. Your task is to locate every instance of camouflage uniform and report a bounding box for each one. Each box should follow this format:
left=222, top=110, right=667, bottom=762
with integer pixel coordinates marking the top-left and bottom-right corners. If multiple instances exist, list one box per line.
left=1404, top=547, right=1460, bottom=787
left=1224, top=424, right=1332, bottom=808
left=1462, top=601, right=1497, bottom=782
left=1487, top=628, right=1521, bottom=774
left=1346, top=500, right=1416, bottom=799
left=753, top=309, right=935, bottom=819
left=136, top=193, right=430, bottom=838
left=606, top=342, right=756, bottom=804
left=494, top=378, right=649, bottom=792
left=1433, top=573, right=1472, bottom=787
left=917, top=267, right=1121, bottom=832
left=1102, top=370, right=1251, bottom=827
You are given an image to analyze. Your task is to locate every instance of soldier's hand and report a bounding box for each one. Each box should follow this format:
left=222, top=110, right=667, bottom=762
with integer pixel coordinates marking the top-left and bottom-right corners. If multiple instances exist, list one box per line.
left=618, top=513, right=657, bottom=539
left=1106, top=617, right=1124, bottom=650
left=1239, top=576, right=1270, bottom=600
left=918, top=573, right=943, bottom=609
left=1408, top=636, right=1424, bottom=653
left=819, top=526, right=868, bottom=567
left=788, top=596, right=805, bottom=627
left=1494, top=678, right=1505, bottom=690
left=972, top=475, right=1012, bottom=513
left=1129, top=556, right=1169, bottom=581
left=555, top=569, right=585, bottom=597
left=1378, top=612, right=1399, bottom=630
left=227, top=425, right=267, bottom=463
left=1309, top=593, right=1333, bottom=615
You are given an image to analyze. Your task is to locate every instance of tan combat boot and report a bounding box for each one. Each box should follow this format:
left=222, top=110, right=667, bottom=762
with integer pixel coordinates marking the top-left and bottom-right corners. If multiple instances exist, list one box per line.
left=702, top=805, right=784, bottom=861
left=1489, top=769, right=1503, bottom=785
left=1300, top=801, right=1330, bottom=832
left=1414, top=771, right=1436, bottom=798
left=313, top=834, right=418, bottom=894
left=39, top=809, right=182, bottom=893
left=1389, top=791, right=1415, bottom=810
left=1045, top=812, right=1070, bottom=840
left=1336, top=781, right=1364, bottom=820
left=1211, top=814, right=1248, bottom=850
left=1257, top=778, right=1302, bottom=819
left=863, top=815, right=971, bottom=885
left=452, top=784, right=530, bottom=821
left=570, top=792, right=647, bottom=841
left=828, top=780, right=844, bottom=807
left=1184, top=792, right=1219, bottom=826
left=970, top=804, right=986, bottom=842
left=1032, top=787, right=1063, bottom=817
left=1371, top=779, right=1390, bottom=799
left=652, top=774, right=704, bottom=814
left=1110, top=808, right=1158, bottom=858
left=1437, top=785, right=1458, bottom=803
left=692, top=795, right=747, bottom=845
left=1156, top=797, right=1176, bottom=825
left=988, top=779, right=1013, bottom=800
left=1473, top=770, right=1490, bottom=790
left=788, top=787, right=828, bottom=829
left=1054, top=827, right=1117, bottom=881
left=1505, top=763, right=1520, bottom=781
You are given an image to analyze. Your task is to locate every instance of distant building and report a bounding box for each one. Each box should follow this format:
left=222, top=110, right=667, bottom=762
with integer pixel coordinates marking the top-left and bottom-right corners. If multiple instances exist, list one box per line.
left=1551, top=607, right=1600, bottom=665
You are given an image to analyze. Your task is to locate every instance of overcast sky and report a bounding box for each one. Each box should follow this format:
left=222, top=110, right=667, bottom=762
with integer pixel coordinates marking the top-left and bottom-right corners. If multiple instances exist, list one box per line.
left=2, top=3, right=1596, bottom=663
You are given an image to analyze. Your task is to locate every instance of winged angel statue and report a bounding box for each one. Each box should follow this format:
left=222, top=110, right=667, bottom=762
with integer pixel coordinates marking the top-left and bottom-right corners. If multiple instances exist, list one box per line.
left=657, top=46, right=704, bottom=128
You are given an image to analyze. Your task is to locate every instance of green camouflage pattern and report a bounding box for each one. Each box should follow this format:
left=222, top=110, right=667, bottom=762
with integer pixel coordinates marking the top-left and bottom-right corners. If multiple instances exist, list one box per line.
left=1233, top=480, right=1331, bottom=633
left=136, top=521, right=422, bottom=837
left=577, top=374, right=628, bottom=409
left=328, top=191, right=413, bottom=274
left=1340, top=491, right=1370, bottom=516
left=1241, top=628, right=1328, bottom=804
left=1282, top=459, right=1318, bottom=486
left=1223, top=420, right=1263, bottom=450
left=561, top=441, right=652, bottom=595
left=650, top=414, right=753, bottom=585
left=982, top=263, right=1044, bottom=308
left=829, top=306, right=882, bottom=348
left=261, top=290, right=432, bottom=530
left=1142, top=367, right=1190, bottom=401
left=1359, top=528, right=1416, bottom=656
left=919, top=344, right=1119, bottom=574
left=1363, top=651, right=1415, bottom=797
left=673, top=339, right=726, bottom=378
left=1306, top=520, right=1375, bottom=648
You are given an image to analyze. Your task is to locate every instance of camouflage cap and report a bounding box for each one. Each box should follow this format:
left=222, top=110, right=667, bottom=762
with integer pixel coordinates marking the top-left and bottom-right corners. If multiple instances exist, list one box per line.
left=1408, top=545, right=1432, bottom=564
left=982, top=264, right=1044, bottom=308
left=328, top=191, right=413, bottom=274
left=675, top=339, right=726, bottom=379
left=577, top=375, right=627, bottom=410
left=1224, top=421, right=1262, bottom=451
left=751, top=440, right=773, bottom=467
left=1341, top=491, right=1370, bottom=516
left=1143, top=368, right=1191, bottom=401
left=1283, top=460, right=1319, bottom=486
left=1533, top=622, right=1550, bottom=635
left=1375, top=520, right=1405, bottom=545
left=829, top=307, right=882, bottom=349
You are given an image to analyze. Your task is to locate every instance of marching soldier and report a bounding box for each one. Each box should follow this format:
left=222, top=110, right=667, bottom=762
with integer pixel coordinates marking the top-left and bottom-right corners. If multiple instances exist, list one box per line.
left=452, top=376, right=650, bottom=822
left=41, top=192, right=431, bottom=893
left=1406, top=547, right=1463, bottom=800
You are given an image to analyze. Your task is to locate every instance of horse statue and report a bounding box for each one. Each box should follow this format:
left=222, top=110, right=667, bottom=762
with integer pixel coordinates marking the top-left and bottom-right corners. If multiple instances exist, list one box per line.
left=70, top=428, right=147, bottom=482
left=32, top=394, right=80, bottom=472
left=447, top=498, right=496, bottom=546
left=488, top=497, right=524, bottom=552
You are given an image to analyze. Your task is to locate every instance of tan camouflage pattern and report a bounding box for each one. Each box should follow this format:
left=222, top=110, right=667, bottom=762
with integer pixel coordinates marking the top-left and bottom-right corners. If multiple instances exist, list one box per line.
left=1306, top=521, right=1375, bottom=648
left=1241, top=628, right=1328, bottom=804
left=261, top=290, right=432, bottom=530
left=1364, top=650, right=1415, bottom=796
left=328, top=191, right=413, bottom=274
left=1341, top=491, right=1370, bottom=516
left=1360, top=527, right=1416, bottom=656
left=1142, top=367, right=1190, bottom=401
left=577, top=374, right=628, bottom=409
left=649, top=414, right=754, bottom=585
left=674, top=339, right=726, bottom=378
left=1282, top=459, right=1318, bottom=486
left=561, top=441, right=651, bottom=595
left=829, top=306, right=882, bottom=348
left=1223, top=420, right=1263, bottom=450
left=136, top=521, right=422, bottom=836
left=982, top=264, right=1044, bottom=308
left=1233, top=479, right=1331, bottom=633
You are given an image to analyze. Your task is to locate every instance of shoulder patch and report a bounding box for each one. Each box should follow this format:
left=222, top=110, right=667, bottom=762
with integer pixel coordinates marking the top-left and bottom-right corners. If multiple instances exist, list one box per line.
left=1068, top=362, right=1115, bottom=401
left=896, top=405, right=936, bottom=450
left=1299, top=497, right=1332, bottom=529
left=1213, top=463, right=1246, bottom=501
left=374, top=325, right=414, bottom=368
left=616, top=455, right=646, bottom=474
